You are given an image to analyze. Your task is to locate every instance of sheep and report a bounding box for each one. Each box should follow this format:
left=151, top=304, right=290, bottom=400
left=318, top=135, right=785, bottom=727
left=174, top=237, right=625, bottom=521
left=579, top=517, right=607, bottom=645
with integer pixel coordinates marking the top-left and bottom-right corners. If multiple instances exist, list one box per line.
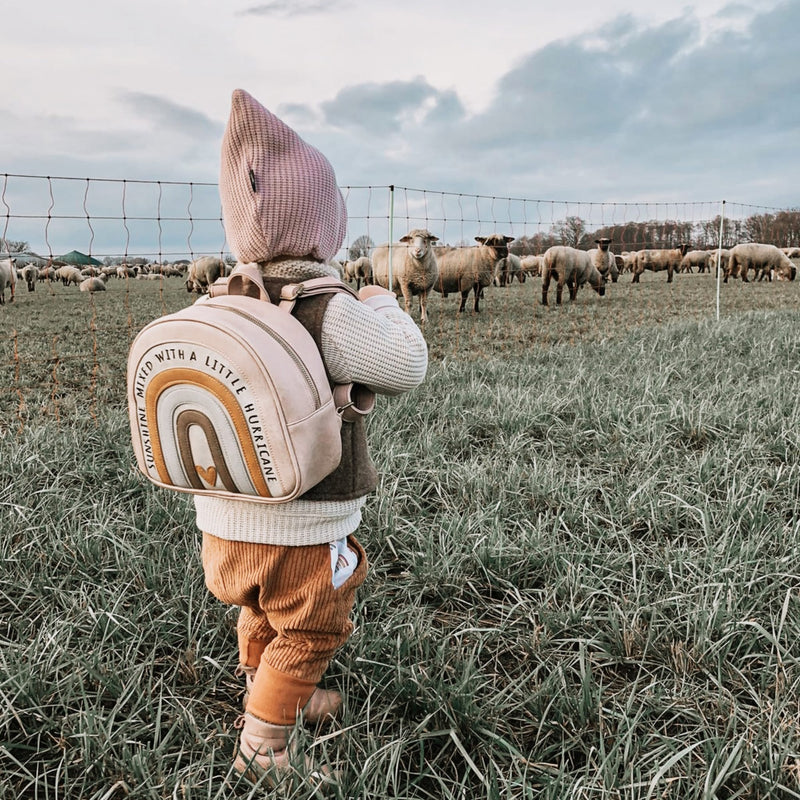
left=116, top=264, right=137, bottom=279
left=708, top=248, right=730, bottom=277
left=54, top=265, right=83, bottom=286
left=724, top=243, right=797, bottom=283
left=342, top=256, right=373, bottom=289
left=0, top=258, right=16, bottom=304
left=631, top=244, right=690, bottom=283
left=371, top=229, right=439, bottom=323
left=185, top=255, right=225, bottom=293
left=19, top=263, right=38, bottom=292
left=590, top=238, right=619, bottom=283
left=494, top=253, right=522, bottom=286
left=541, top=245, right=606, bottom=305
left=781, top=247, right=800, bottom=258
left=620, top=252, right=637, bottom=274
left=79, top=276, right=108, bottom=293
left=519, top=254, right=543, bottom=279
left=680, top=250, right=712, bottom=274
left=432, top=234, right=514, bottom=313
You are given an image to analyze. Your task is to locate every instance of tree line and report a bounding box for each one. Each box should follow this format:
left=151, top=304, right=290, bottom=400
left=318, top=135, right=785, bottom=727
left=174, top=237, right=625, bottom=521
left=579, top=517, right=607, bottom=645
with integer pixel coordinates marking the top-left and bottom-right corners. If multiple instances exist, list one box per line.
left=509, top=210, right=800, bottom=255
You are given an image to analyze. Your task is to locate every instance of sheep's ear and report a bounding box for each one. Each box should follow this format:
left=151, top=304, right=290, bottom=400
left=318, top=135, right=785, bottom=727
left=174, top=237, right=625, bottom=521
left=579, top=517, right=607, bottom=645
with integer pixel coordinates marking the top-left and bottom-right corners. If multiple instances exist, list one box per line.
left=475, top=236, right=486, bottom=244
left=428, top=235, right=439, bottom=242
left=505, top=236, right=515, bottom=243
left=399, top=235, right=411, bottom=243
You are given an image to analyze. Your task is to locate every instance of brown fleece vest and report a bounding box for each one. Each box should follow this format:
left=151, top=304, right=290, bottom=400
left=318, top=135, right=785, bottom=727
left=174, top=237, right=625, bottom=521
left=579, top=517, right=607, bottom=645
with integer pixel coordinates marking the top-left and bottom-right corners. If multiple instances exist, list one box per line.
left=262, top=276, right=378, bottom=501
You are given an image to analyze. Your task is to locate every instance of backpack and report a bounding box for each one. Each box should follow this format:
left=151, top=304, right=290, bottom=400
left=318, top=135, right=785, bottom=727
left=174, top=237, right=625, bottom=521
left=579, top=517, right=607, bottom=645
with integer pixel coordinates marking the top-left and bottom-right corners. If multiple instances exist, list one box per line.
left=126, top=263, right=374, bottom=504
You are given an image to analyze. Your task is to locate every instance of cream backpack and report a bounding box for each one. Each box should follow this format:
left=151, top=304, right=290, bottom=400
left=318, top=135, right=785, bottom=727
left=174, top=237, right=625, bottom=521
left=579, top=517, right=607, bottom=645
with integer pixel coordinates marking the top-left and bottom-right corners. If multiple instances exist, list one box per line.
left=127, top=263, right=374, bottom=503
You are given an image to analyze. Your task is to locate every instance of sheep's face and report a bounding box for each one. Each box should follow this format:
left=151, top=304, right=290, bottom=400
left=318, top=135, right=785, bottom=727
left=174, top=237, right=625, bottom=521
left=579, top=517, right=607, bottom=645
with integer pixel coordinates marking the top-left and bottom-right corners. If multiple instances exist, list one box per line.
left=593, top=282, right=606, bottom=297
left=476, top=234, right=515, bottom=259
left=775, top=261, right=796, bottom=281
left=596, top=238, right=611, bottom=252
left=400, top=229, right=438, bottom=260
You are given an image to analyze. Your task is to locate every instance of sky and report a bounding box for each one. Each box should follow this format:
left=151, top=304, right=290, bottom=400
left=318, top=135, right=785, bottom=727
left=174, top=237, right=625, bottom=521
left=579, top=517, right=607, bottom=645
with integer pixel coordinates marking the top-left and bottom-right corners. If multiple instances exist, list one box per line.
left=1, top=0, right=798, bottom=257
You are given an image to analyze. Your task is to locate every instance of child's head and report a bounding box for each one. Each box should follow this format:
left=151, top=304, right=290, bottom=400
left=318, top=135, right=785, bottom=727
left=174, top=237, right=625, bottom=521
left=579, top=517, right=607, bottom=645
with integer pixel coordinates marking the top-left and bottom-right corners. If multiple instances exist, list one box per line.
left=219, top=89, right=347, bottom=266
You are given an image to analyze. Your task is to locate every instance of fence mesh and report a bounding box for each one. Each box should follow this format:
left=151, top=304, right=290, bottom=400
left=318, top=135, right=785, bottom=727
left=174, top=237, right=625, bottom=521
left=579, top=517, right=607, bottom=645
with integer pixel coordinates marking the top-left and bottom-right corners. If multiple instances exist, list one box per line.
left=1, top=172, right=799, bottom=430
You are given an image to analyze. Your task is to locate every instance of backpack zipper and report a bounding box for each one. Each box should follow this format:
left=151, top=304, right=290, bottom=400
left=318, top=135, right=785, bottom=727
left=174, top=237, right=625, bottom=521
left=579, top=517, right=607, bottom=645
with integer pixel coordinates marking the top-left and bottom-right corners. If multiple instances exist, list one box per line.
left=213, top=304, right=322, bottom=408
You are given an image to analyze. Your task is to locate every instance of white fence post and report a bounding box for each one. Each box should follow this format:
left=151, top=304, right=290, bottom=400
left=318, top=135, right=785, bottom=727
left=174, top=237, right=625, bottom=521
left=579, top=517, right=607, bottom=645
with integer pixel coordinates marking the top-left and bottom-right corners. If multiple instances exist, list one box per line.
left=387, top=184, right=395, bottom=291
left=715, top=199, right=726, bottom=322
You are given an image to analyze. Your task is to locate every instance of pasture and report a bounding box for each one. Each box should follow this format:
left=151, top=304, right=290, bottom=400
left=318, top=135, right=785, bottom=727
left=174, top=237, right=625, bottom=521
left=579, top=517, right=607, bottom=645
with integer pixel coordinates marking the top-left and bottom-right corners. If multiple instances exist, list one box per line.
left=2, top=270, right=800, bottom=799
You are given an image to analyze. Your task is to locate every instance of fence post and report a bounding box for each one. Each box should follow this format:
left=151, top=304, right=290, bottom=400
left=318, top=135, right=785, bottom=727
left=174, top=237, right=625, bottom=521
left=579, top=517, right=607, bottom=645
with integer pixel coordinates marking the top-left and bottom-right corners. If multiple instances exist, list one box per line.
left=715, top=199, right=726, bottom=322
left=388, top=184, right=395, bottom=291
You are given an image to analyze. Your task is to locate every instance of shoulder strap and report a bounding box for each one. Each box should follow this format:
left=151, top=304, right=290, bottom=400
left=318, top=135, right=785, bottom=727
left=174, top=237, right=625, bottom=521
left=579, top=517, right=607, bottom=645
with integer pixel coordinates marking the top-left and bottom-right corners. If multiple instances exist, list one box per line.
left=208, top=262, right=272, bottom=302
left=278, top=277, right=359, bottom=312
left=210, top=269, right=374, bottom=422
left=280, top=278, right=374, bottom=422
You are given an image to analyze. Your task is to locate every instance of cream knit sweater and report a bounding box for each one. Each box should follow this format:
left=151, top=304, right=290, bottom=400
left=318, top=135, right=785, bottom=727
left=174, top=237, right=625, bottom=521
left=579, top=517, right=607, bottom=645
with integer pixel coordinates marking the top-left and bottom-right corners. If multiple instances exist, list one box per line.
left=193, top=259, right=428, bottom=546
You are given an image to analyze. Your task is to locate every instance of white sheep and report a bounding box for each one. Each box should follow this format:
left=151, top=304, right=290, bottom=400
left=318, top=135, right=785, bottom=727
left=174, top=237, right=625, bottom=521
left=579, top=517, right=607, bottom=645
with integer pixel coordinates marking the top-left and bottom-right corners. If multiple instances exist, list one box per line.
left=79, top=276, right=108, bottom=293
left=541, top=245, right=606, bottom=305
left=55, top=265, right=83, bottom=286
left=0, top=258, right=16, bottom=304
left=708, top=248, right=730, bottom=276
left=342, top=256, right=373, bottom=289
left=19, top=263, right=38, bottom=292
left=371, top=229, right=439, bottom=323
left=725, top=243, right=797, bottom=283
left=116, top=265, right=136, bottom=279
left=433, top=234, right=514, bottom=313
left=185, top=255, right=226, bottom=293
left=679, top=250, right=712, bottom=274
left=631, top=245, right=690, bottom=283
left=590, top=238, right=619, bottom=283
left=781, top=247, right=800, bottom=258
left=494, top=253, right=522, bottom=286
left=519, top=254, right=543, bottom=279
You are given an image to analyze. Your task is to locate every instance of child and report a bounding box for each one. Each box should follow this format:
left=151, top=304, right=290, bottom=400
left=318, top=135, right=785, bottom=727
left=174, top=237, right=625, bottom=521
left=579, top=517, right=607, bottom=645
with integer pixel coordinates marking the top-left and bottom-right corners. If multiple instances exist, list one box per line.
left=199, top=89, right=428, bottom=780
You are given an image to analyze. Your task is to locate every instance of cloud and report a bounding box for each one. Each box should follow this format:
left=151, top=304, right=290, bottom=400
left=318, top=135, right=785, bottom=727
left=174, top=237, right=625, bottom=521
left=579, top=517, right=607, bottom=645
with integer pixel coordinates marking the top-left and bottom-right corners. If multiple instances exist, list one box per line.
left=294, top=0, right=800, bottom=204
left=238, top=0, right=345, bottom=17
left=116, top=91, right=223, bottom=140
left=319, top=78, right=466, bottom=136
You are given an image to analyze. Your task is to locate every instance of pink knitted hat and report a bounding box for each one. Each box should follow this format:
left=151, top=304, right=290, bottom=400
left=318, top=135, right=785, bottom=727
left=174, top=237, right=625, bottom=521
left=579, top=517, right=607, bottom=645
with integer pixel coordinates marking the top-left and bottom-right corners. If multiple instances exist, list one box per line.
left=219, top=89, right=347, bottom=264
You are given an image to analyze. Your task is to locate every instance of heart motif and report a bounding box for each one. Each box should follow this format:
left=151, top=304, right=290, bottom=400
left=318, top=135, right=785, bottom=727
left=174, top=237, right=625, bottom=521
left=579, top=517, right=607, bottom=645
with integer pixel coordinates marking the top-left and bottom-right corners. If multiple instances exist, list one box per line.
left=196, top=465, right=217, bottom=486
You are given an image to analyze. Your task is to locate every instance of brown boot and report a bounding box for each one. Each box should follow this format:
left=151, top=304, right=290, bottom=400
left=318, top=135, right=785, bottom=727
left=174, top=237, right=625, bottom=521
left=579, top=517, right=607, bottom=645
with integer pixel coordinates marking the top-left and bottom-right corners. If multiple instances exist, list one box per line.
left=233, top=712, right=292, bottom=781
left=233, top=712, right=338, bottom=790
left=238, top=664, right=342, bottom=723
left=301, top=687, right=343, bottom=723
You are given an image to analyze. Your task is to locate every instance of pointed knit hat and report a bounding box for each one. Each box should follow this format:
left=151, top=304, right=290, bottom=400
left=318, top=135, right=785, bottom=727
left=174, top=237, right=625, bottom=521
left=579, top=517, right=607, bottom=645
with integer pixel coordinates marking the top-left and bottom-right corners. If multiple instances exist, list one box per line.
left=219, top=89, right=347, bottom=264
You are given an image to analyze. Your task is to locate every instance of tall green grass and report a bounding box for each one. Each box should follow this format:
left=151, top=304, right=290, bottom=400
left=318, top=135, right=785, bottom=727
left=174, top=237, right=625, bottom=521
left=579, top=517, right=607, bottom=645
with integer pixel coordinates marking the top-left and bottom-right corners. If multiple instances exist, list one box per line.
left=2, top=274, right=800, bottom=798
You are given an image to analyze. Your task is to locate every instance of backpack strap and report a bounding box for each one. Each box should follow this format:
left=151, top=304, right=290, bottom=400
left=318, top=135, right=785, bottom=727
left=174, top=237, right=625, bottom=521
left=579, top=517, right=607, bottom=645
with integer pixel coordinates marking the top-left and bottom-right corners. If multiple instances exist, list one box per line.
left=278, top=276, right=359, bottom=311
left=280, top=278, right=374, bottom=422
left=212, top=269, right=374, bottom=422
left=208, top=262, right=271, bottom=302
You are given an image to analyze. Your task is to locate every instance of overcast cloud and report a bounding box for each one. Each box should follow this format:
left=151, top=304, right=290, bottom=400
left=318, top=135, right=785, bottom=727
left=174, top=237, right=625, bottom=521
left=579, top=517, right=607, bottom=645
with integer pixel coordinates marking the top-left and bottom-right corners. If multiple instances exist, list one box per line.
left=1, top=0, right=797, bottom=214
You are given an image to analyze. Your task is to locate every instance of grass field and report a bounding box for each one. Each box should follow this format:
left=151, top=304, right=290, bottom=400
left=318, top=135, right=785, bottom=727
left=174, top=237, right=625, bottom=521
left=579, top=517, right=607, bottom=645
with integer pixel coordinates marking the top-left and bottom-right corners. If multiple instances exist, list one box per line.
left=2, top=271, right=800, bottom=798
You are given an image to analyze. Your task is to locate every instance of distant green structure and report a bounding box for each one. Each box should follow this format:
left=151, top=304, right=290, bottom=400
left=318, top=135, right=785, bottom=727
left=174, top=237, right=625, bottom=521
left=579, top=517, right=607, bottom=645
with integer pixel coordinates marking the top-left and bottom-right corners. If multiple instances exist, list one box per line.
left=56, top=250, right=102, bottom=266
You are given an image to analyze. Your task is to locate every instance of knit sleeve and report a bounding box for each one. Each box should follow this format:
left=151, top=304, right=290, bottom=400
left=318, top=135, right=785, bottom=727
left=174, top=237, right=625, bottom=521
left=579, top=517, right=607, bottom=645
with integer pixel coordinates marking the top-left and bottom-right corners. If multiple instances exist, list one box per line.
left=319, top=293, right=428, bottom=396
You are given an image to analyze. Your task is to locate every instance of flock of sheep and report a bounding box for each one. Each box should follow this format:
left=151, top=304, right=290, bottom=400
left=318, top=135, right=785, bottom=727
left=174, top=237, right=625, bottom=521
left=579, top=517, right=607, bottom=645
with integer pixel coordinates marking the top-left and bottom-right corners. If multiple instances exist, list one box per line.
left=2, top=240, right=797, bottom=319
left=0, top=255, right=217, bottom=304
left=340, top=234, right=799, bottom=318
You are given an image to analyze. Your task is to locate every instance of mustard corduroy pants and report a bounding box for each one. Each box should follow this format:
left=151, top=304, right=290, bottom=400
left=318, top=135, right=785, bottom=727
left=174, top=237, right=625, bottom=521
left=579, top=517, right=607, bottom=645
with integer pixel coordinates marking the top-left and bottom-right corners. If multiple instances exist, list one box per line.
left=201, top=532, right=367, bottom=724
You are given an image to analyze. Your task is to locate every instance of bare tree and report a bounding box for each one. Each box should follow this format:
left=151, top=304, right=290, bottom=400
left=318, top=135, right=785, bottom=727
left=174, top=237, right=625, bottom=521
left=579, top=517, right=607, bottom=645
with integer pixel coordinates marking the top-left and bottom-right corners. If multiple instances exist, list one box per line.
left=556, top=216, right=587, bottom=248
left=2, top=238, right=29, bottom=253
left=348, top=235, right=374, bottom=261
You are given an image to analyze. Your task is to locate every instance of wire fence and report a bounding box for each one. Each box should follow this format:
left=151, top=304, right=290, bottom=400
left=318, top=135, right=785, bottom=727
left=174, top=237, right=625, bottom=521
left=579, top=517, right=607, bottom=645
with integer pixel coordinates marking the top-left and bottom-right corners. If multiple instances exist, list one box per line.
left=1, top=172, right=799, bottom=430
